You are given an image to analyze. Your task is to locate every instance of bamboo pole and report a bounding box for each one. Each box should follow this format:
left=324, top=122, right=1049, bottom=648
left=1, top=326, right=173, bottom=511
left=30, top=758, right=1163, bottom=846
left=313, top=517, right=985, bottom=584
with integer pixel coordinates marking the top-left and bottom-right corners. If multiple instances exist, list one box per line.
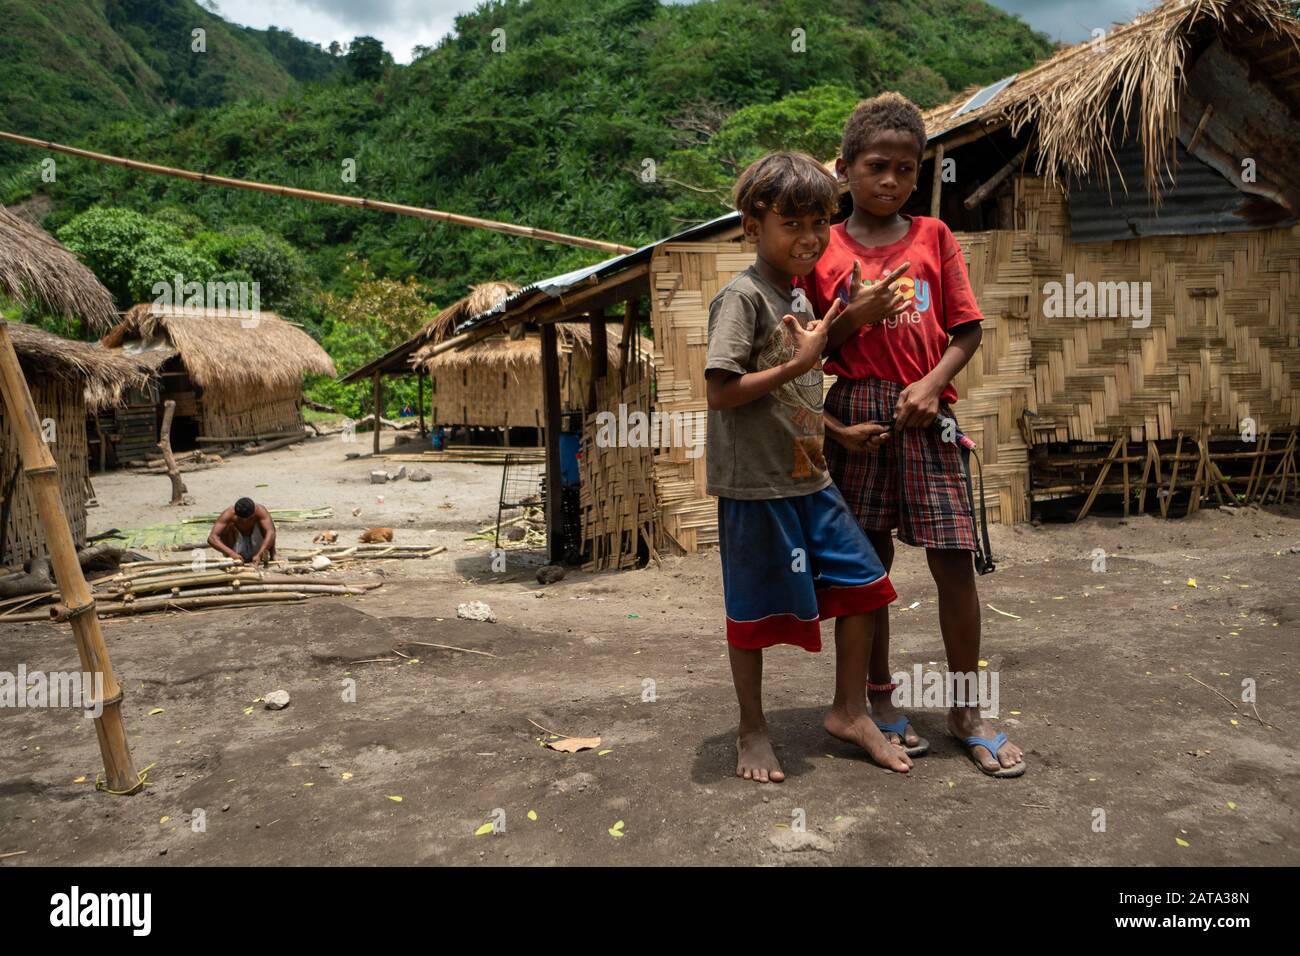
left=1075, top=437, right=1123, bottom=521
left=930, top=143, right=945, bottom=217
left=963, top=147, right=1029, bottom=210
left=0, top=321, right=140, bottom=794
left=372, top=372, right=382, bottom=456
left=0, top=130, right=633, bottom=255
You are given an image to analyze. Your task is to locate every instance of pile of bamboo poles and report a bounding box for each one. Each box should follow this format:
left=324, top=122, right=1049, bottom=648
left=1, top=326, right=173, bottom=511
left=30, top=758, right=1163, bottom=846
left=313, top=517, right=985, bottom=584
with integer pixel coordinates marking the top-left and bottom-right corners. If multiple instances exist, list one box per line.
left=382, top=446, right=544, bottom=465
left=0, top=544, right=445, bottom=623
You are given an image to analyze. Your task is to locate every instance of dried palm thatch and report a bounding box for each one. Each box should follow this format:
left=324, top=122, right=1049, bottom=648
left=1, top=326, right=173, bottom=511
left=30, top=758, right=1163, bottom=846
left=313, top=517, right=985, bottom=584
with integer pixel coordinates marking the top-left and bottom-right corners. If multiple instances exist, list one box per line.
left=422, top=280, right=522, bottom=344
left=0, top=204, right=118, bottom=330
left=922, top=0, right=1300, bottom=198
left=415, top=322, right=637, bottom=371
left=101, top=304, right=336, bottom=392
left=7, top=321, right=149, bottom=410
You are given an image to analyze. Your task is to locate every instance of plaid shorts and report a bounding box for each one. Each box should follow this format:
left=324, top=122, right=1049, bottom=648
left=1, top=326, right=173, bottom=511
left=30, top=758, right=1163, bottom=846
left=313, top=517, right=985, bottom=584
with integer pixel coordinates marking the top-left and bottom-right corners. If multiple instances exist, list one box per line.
left=824, top=377, right=977, bottom=552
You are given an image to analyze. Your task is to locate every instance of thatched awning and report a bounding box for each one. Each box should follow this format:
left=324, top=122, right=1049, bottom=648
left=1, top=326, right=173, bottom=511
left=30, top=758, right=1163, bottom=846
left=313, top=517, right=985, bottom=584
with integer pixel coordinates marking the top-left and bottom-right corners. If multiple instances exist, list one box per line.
left=921, top=0, right=1300, bottom=197
left=415, top=322, right=645, bottom=371
left=0, top=205, right=118, bottom=329
left=338, top=280, right=521, bottom=384
left=8, top=322, right=150, bottom=410
left=102, top=304, right=336, bottom=392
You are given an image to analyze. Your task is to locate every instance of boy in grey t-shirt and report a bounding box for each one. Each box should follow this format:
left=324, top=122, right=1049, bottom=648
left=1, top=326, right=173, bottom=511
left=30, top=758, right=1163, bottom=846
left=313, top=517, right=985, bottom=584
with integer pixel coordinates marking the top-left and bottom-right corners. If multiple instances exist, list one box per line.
left=706, top=152, right=906, bottom=783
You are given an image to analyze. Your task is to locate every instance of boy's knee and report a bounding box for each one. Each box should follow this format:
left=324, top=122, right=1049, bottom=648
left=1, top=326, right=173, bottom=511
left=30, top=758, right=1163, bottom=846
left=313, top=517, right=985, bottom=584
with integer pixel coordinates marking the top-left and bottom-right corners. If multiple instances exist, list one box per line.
left=927, top=548, right=974, bottom=583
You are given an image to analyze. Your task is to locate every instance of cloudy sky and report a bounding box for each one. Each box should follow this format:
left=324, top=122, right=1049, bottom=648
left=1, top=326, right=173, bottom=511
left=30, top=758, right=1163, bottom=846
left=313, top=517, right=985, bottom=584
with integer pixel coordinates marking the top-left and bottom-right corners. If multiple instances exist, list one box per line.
left=211, top=0, right=1155, bottom=64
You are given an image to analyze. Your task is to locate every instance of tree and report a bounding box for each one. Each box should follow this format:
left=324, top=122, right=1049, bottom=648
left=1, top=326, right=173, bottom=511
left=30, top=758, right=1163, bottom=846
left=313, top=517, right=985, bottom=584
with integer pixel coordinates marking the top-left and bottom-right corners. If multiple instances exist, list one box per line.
left=346, top=36, right=389, bottom=81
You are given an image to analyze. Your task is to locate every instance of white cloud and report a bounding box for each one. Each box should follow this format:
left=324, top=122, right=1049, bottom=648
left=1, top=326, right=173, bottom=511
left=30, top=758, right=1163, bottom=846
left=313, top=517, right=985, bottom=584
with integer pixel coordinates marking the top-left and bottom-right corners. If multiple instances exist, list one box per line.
left=209, top=0, right=1154, bottom=65
left=211, top=0, right=469, bottom=62
left=986, top=0, right=1152, bottom=43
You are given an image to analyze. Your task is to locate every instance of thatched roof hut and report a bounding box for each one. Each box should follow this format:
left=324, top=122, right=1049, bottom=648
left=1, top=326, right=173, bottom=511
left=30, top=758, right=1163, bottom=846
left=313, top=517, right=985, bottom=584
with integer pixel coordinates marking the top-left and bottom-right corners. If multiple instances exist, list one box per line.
left=0, top=204, right=118, bottom=331
left=0, top=205, right=145, bottom=565
left=902, top=0, right=1300, bottom=519
left=922, top=0, right=1300, bottom=206
left=101, top=304, right=336, bottom=443
left=414, top=321, right=647, bottom=430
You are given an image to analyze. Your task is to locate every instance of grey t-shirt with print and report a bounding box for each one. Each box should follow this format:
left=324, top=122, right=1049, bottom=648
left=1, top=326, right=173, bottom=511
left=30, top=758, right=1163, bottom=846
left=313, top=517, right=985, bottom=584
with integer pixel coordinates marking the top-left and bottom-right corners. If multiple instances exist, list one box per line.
left=705, top=265, right=831, bottom=500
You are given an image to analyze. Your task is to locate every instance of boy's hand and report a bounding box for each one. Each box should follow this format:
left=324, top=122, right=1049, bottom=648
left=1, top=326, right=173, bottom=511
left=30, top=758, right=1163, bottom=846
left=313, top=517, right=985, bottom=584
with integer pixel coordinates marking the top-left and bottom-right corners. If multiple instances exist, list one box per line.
left=784, top=301, right=840, bottom=374
left=832, top=421, right=891, bottom=452
left=842, top=260, right=911, bottom=330
left=894, top=379, right=943, bottom=429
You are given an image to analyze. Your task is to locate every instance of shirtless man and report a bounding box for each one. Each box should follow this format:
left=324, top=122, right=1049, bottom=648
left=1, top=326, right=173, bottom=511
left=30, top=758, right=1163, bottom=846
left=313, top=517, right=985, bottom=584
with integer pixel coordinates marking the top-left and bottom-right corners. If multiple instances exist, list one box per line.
left=207, top=497, right=276, bottom=565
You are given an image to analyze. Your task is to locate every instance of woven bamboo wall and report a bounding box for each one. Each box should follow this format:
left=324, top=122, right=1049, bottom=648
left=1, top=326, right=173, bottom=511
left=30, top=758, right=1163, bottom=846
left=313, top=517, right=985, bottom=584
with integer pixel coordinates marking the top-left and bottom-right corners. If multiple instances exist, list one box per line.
left=649, top=237, right=1034, bottom=552
left=1, top=378, right=89, bottom=566
left=200, top=383, right=305, bottom=438
left=580, top=369, right=659, bottom=570
left=1017, top=177, right=1300, bottom=442
left=430, top=341, right=592, bottom=428
left=947, top=230, right=1034, bottom=523
left=650, top=242, right=752, bottom=552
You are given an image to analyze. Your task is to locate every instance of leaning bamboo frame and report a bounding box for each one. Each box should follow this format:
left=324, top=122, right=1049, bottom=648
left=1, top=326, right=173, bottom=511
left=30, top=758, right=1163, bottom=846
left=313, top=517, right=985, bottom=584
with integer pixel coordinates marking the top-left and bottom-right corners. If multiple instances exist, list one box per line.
left=1031, top=430, right=1299, bottom=520
left=0, top=320, right=140, bottom=794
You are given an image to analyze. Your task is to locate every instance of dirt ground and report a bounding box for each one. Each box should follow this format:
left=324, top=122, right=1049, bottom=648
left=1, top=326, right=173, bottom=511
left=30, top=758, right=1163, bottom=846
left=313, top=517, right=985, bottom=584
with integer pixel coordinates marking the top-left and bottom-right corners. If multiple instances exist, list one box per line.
left=2, top=430, right=1298, bottom=866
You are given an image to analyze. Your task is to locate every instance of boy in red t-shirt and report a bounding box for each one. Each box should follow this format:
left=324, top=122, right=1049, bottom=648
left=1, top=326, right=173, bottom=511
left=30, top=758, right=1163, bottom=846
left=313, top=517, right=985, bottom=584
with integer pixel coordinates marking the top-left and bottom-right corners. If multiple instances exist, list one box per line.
left=797, top=93, right=1025, bottom=778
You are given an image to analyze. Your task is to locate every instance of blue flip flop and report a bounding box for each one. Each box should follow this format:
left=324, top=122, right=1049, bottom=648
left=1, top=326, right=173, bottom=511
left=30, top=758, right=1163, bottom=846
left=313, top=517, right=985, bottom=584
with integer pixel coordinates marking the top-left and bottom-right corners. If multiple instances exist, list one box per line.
left=961, top=731, right=1026, bottom=778
left=875, top=716, right=930, bottom=757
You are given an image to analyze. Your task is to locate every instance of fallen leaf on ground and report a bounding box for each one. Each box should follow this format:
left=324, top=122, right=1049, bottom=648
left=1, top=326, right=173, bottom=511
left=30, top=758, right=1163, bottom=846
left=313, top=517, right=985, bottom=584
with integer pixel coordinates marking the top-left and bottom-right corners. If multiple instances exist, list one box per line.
left=527, top=810, right=537, bottom=821
left=544, top=735, right=602, bottom=753
left=608, top=820, right=626, bottom=838
left=474, top=822, right=494, bottom=836
left=73, top=775, right=86, bottom=784
left=148, top=708, right=164, bottom=716
left=986, top=605, right=1021, bottom=620
left=340, top=772, right=353, bottom=781
left=1175, top=837, right=1190, bottom=847
left=597, top=749, right=612, bottom=756
left=1187, top=578, right=1198, bottom=588
left=386, top=795, right=402, bottom=803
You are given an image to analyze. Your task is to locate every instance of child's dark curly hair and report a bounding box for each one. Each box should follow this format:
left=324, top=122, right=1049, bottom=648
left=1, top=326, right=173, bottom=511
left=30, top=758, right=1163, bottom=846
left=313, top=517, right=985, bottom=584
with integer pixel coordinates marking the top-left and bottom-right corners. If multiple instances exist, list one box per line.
left=841, top=92, right=927, bottom=165
left=733, top=151, right=839, bottom=219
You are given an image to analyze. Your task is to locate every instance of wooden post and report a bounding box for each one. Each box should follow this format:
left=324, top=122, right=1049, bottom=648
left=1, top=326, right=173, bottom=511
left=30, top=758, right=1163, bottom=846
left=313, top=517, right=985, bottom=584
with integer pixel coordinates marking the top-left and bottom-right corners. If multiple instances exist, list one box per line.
left=417, top=373, right=426, bottom=438
left=1121, top=438, right=1131, bottom=516
left=589, top=311, right=608, bottom=413
left=619, top=298, right=640, bottom=389
left=930, top=143, right=945, bottom=218
left=372, top=371, right=382, bottom=456
left=540, top=323, right=564, bottom=563
left=157, top=399, right=186, bottom=506
left=0, top=321, right=141, bottom=794
left=1162, top=434, right=1185, bottom=518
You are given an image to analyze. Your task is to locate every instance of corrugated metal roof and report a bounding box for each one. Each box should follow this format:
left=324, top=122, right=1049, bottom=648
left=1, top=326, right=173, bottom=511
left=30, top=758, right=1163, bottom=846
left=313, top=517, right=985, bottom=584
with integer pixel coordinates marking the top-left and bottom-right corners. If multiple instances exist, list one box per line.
left=1068, top=134, right=1296, bottom=242
left=454, top=213, right=740, bottom=334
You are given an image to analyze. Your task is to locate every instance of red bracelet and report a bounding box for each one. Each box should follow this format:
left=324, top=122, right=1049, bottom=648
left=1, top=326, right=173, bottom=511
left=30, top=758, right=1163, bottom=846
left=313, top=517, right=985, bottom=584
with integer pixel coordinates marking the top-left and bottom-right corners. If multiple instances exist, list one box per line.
left=867, top=681, right=898, bottom=692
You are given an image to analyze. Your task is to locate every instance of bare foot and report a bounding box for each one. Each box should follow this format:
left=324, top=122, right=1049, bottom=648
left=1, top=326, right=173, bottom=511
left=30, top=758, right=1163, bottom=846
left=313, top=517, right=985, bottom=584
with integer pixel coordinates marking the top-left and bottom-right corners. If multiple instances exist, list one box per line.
left=948, top=709, right=1024, bottom=772
left=736, top=727, right=785, bottom=783
left=824, top=707, right=913, bottom=772
left=868, top=688, right=922, bottom=749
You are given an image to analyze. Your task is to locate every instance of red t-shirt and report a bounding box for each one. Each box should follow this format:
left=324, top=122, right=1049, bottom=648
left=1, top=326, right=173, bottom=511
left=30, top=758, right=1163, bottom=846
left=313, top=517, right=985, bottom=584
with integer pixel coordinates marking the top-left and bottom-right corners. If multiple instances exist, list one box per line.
left=797, top=216, right=982, bottom=404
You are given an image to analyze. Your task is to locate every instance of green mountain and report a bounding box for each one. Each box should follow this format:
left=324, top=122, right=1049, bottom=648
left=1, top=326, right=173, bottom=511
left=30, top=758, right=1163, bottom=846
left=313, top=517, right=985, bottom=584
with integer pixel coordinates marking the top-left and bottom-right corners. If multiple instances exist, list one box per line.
left=0, top=0, right=341, bottom=164
left=2, top=0, right=1051, bottom=412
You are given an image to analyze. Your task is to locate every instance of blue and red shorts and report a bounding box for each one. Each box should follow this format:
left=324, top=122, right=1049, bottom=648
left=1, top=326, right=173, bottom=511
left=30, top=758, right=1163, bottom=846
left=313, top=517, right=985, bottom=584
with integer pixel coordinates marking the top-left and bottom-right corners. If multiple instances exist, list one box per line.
left=718, top=485, right=897, bottom=652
